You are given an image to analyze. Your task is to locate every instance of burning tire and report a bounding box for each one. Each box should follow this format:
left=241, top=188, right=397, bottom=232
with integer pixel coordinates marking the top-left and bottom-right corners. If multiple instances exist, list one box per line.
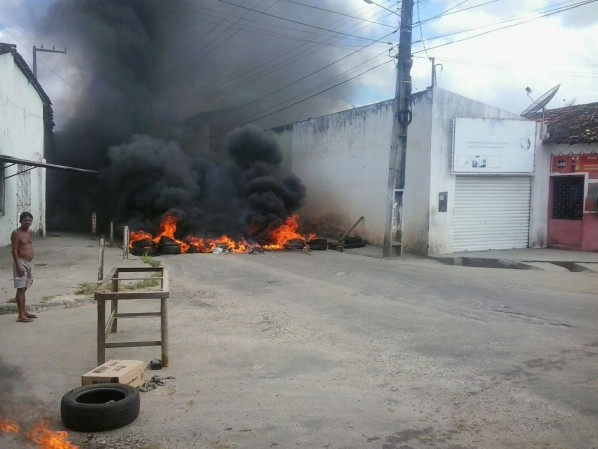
left=61, top=383, right=140, bottom=432
left=284, top=238, right=305, bottom=250
left=158, top=244, right=181, bottom=255
left=307, top=238, right=328, bottom=250
left=344, top=236, right=366, bottom=248
left=130, top=246, right=156, bottom=256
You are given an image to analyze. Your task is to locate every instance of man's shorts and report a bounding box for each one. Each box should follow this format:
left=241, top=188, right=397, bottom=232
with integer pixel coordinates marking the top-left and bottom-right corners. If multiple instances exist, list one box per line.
left=13, top=259, right=33, bottom=289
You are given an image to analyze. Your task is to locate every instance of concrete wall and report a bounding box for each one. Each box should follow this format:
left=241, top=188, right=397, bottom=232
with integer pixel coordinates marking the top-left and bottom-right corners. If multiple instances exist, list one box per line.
left=0, top=53, right=46, bottom=246
left=272, top=101, right=394, bottom=243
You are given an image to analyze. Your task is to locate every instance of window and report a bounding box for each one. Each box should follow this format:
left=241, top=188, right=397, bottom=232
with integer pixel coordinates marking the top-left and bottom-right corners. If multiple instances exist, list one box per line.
left=552, top=175, right=584, bottom=220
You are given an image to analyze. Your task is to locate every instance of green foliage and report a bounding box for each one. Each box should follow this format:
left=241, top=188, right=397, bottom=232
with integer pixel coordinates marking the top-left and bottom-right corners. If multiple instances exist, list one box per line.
left=76, top=282, right=96, bottom=296
left=141, top=255, right=161, bottom=268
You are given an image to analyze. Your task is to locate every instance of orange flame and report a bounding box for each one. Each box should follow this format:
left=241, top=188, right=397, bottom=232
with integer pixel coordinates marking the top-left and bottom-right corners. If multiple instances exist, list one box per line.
left=26, top=420, right=78, bottom=449
left=0, top=418, right=78, bottom=449
left=263, top=214, right=315, bottom=250
left=0, top=417, right=20, bottom=433
left=129, top=213, right=315, bottom=254
left=186, top=235, right=250, bottom=254
left=152, top=214, right=190, bottom=253
left=129, top=230, right=153, bottom=248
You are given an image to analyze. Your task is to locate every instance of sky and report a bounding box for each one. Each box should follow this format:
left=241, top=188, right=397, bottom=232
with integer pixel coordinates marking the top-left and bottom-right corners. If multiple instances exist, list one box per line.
left=1, top=0, right=597, bottom=131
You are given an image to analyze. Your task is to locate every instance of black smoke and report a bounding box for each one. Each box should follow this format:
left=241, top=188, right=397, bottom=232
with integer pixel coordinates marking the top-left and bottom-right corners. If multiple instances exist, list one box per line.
left=38, top=0, right=329, bottom=237
left=100, top=124, right=304, bottom=242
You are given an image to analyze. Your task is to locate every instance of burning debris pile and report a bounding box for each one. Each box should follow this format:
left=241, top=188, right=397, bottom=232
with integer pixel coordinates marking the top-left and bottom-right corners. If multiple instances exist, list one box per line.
left=129, top=211, right=317, bottom=256
left=105, top=124, right=309, bottom=249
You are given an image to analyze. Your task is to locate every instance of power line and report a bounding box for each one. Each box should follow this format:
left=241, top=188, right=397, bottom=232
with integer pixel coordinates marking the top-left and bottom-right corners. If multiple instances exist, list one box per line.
left=216, top=0, right=383, bottom=43
left=412, top=0, right=598, bottom=52
left=187, top=0, right=396, bottom=104
left=234, top=59, right=394, bottom=128
left=280, top=0, right=397, bottom=29
left=231, top=31, right=396, bottom=113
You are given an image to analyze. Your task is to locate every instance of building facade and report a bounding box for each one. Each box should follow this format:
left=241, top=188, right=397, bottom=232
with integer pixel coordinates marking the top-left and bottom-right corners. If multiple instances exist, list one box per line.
left=0, top=43, right=52, bottom=245
left=273, top=87, right=552, bottom=256
left=539, top=103, right=598, bottom=251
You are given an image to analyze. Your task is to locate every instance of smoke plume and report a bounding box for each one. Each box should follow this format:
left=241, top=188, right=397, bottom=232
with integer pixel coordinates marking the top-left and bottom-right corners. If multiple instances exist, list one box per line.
left=35, top=0, right=352, bottom=236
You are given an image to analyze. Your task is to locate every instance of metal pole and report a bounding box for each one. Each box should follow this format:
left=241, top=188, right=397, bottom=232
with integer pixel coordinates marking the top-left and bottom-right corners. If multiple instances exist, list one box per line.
left=383, top=0, right=414, bottom=258
left=109, top=222, right=114, bottom=247
left=91, top=212, right=97, bottom=240
left=123, top=226, right=129, bottom=259
left=97, top=235, right=105, bottom=282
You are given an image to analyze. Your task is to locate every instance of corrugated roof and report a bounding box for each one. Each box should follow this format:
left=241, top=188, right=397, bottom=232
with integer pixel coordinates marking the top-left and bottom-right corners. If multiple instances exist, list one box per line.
left=0, top=42, right=54, bottom=129
left=530, top=102, right=598, bottom=145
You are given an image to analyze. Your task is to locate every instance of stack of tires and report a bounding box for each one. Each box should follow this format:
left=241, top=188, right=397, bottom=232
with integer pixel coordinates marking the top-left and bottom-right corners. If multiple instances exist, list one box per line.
left=130, top=238, right=155, bottom=256
left=157, top=236, right=181, bottom=255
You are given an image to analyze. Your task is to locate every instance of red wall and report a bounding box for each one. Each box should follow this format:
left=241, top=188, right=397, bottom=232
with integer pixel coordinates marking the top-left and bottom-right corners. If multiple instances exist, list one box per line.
left=581, top=215, right=598, bottom=251
left=548, top=158, right=598, bottom=251
left=547, top=219, right=582, bottom=247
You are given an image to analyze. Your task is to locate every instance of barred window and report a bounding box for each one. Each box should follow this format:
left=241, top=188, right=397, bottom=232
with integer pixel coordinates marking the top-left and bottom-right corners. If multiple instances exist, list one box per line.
left=552, top=175, right=584, bottom=220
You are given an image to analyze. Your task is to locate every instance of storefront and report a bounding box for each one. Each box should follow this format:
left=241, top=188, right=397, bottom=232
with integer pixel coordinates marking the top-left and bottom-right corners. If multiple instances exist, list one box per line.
left=548, top=154, right=598, bottom=251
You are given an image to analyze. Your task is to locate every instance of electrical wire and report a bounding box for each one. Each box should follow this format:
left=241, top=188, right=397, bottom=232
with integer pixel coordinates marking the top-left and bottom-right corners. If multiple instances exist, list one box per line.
left=280, top=0, right=397, bottom=29
left=412, top=0, right=598, bottom=52
left=216, top=0, right=384, bottom=43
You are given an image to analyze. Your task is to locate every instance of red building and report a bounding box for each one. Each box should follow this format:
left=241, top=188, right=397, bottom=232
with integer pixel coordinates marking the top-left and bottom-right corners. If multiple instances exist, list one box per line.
left=539, top=102, right=598, bottom=251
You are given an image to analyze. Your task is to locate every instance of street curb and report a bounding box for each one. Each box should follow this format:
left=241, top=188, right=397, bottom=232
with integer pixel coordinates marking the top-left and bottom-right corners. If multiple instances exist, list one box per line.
left=431, top=256, right=539, bottom=270
left=431, top=256, right=598, bottom=272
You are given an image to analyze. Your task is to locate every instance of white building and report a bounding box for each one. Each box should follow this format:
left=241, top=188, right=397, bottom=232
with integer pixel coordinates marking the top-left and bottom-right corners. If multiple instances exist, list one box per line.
left=272, top=87, right=550, bottom=256
left=0, top=43, right=53, bottom=245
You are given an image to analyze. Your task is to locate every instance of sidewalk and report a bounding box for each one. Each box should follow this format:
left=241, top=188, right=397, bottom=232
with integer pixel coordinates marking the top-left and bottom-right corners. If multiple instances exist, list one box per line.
left=0, top=233, right=147, bottom=315
left=344, top=244, right=598, bottom=271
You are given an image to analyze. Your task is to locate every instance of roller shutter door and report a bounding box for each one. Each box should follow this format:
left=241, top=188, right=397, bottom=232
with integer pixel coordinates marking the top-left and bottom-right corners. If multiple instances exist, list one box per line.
left=453, top=176, right=531, bottom=252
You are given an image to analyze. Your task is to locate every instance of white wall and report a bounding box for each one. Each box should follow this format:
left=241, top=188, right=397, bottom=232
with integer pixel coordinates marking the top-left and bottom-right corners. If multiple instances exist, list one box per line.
left=0, top=53, right=46, bottom=246
left=273, top=101, right=394, bottom=243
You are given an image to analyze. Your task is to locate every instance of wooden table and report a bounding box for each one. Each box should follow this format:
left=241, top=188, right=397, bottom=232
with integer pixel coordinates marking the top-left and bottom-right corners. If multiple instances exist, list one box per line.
left=94, top=266, right=169, bottom=366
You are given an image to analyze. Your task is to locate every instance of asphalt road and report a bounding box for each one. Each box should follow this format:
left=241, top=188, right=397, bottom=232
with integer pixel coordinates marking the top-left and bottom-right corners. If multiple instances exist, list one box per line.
left=1, top=239, right=597, bottom=449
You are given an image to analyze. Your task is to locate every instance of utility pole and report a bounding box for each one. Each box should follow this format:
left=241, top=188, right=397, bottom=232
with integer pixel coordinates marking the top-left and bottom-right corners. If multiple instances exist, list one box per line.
left=383, top=0, right=413, bottom=258
left=33, top=45, right=67, bottom=78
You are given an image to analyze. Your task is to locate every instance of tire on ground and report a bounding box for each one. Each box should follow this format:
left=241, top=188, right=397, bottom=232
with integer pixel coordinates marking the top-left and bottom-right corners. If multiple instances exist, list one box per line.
left=344, top=236, right=366, bottom=248
left=158, top=244, right=181, bottom=255
left=61, top=383, right=140, bottom=432
left=308, top=238, right=328, bottom=250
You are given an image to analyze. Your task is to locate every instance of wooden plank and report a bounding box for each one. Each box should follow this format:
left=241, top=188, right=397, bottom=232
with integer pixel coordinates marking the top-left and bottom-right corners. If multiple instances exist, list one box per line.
left=105, top=341, right=162, bottom=348
left=115, top=312, right=162, bottom=318
left=94, top=291, right=168, bottom=300
left=161, top=297, right=169, bottom=367
left=97, top=299, right=106, bottom=365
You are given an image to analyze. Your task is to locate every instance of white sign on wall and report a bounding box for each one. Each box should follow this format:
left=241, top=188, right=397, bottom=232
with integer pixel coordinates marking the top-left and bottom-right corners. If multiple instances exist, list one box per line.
left=452, top=118, right=536, bottom=174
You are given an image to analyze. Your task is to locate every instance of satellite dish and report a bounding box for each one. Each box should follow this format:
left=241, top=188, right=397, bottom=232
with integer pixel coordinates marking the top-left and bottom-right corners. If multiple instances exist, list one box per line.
left=563, top=97, right=576, bottom=107
left=520, top=84, right=560, bottom=117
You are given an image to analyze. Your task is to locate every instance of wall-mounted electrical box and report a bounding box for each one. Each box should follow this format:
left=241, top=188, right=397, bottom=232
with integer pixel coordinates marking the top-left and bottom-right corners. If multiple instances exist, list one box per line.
left=439, top=191, right=448, bottom=213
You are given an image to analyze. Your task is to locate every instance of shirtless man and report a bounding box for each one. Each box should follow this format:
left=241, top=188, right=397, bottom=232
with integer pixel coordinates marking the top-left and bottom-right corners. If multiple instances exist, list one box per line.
left=11, top=211, right=37, bottom=323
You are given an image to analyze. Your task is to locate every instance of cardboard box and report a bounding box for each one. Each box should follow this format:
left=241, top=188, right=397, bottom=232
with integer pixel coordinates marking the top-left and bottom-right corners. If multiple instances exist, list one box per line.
left=82, top=359, right=145, bottom=388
